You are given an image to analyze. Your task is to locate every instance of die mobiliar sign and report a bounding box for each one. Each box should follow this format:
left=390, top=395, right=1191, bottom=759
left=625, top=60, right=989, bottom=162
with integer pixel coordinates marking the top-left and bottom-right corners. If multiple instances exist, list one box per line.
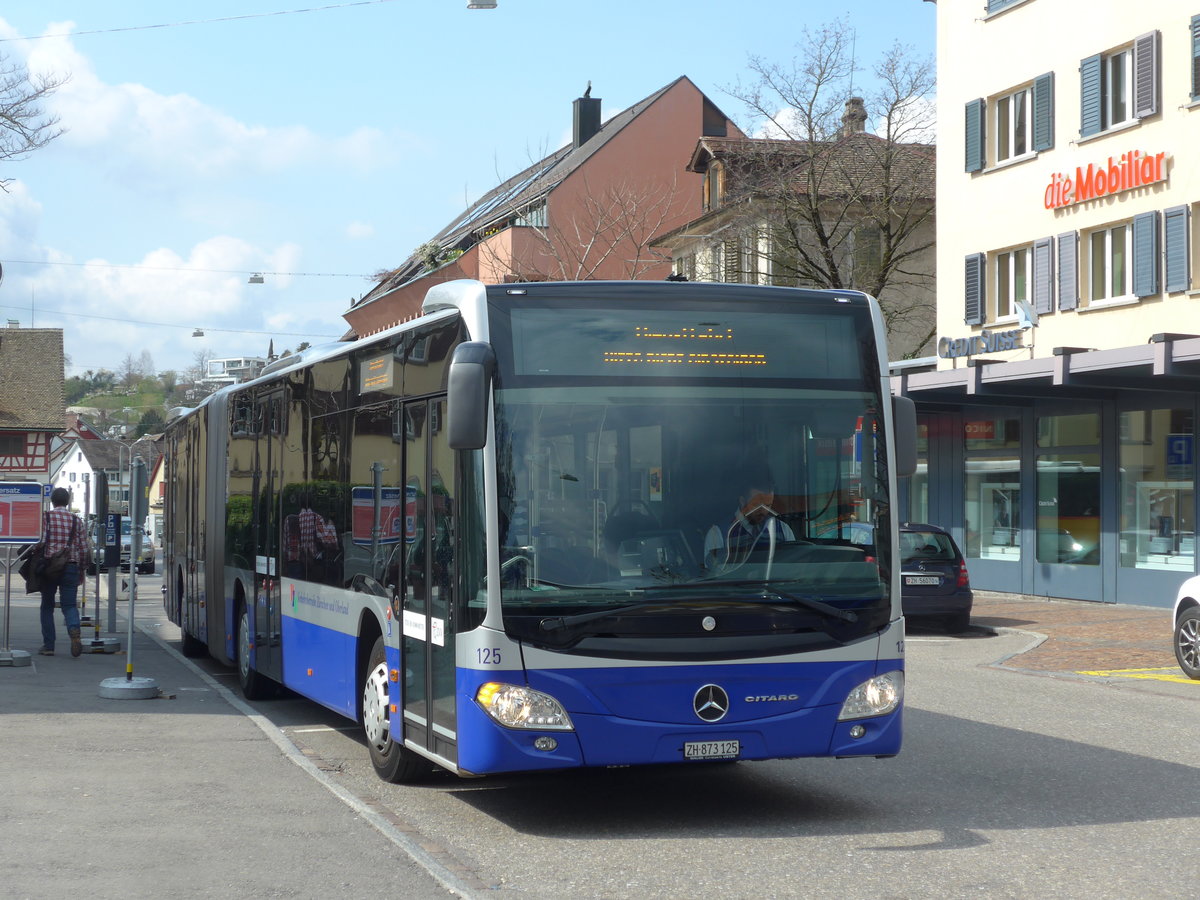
left=1044, top=150, right=1168, bottom=210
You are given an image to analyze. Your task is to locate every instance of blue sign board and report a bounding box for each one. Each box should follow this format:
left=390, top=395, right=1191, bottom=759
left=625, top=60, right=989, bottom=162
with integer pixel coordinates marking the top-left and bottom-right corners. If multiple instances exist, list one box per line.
left=1167, top=433, right=1194, bottom=481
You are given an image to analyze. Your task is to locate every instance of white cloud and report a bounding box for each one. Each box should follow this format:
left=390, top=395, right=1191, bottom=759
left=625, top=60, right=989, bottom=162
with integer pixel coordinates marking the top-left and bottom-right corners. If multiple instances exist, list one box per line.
left=345, top=221, right=374, bottom=240
left=17, top=22, right=399, bottom=181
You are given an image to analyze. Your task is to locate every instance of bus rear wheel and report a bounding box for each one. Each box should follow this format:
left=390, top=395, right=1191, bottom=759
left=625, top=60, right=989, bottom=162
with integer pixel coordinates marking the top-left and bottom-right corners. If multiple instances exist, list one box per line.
left=362, top=636, right=427, bottom=783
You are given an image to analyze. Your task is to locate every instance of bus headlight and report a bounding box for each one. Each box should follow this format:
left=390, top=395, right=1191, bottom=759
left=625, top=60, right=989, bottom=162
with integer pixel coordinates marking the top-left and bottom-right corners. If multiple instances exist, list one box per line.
left=476, top=682, right=574, bottom=731
left=837, top=671, right=904, bottom=720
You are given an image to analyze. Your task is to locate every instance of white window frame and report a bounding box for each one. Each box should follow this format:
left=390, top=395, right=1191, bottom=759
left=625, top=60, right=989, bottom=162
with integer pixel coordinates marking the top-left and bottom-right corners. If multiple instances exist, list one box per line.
left=1103, top=47, right=1132, bottom=130
left=1087, top=222, right=1133, bottom=304
left=995, top=86, right=1032, bottom=163
left=995, top=247, right=1030, bottom=320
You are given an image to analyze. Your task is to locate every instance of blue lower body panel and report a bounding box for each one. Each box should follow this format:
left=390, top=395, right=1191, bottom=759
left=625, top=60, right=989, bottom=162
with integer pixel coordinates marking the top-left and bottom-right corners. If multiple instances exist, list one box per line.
left=280, top=614, right=356, bottom=718
left=456, top=657, right=903, bottom=776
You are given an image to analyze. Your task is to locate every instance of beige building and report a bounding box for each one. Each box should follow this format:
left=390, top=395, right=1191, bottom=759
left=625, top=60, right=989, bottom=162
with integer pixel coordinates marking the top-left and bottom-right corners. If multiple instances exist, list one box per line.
left=901, top=0, right=1200, bottom=606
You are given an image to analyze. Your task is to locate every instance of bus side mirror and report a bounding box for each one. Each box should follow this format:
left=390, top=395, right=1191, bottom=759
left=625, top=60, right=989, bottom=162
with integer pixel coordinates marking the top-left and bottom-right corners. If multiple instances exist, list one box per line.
left=892, top=395, right=917, bottom=477
left=447, top=341, right=495, bottom=450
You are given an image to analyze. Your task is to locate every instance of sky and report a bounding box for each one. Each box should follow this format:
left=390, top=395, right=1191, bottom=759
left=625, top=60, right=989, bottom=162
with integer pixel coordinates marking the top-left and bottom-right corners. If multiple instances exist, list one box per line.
left=0, top=1, right=935, bottom=381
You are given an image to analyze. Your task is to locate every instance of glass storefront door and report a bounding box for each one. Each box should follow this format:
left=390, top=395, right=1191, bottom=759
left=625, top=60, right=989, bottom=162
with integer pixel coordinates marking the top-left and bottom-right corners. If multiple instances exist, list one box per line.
left=1033, top=410, right=1102, bottom=599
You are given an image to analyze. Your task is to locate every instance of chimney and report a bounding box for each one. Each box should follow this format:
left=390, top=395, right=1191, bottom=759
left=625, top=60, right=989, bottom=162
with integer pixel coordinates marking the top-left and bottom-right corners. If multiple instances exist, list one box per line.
left=573, top=84, right=602, bottom=148
left=841, top=97, right=867, bottom=136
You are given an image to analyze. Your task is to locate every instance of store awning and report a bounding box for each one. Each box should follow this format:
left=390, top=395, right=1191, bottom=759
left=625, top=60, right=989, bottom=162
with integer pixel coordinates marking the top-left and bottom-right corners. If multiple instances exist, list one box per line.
left=891, top=333, right=1200, bottom=408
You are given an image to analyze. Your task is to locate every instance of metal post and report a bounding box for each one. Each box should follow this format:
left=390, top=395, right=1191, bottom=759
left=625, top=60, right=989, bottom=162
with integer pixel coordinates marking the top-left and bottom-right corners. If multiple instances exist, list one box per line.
left=79, top=474, right=92, bottom=629
left=99, top=457, right=155, bottom=698
left=85, top=471, right=118, bottom=653
left=0, top=545, right=31, bottom=666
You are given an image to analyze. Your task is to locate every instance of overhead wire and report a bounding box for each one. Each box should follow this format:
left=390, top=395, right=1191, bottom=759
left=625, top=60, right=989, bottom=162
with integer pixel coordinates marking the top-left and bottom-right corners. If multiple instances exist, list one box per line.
left=0, top=1, right=402, bottom=42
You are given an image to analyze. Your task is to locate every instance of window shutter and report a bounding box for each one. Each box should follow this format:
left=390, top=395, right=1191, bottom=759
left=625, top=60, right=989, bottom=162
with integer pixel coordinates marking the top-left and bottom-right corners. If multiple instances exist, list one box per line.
left=1033, top=237, right=1055, bottom=315
left=1164, top=205, right=1190, bottom=293
left=964, top=253, right=985, bottom=325
left=1132, top=210, right=1161, bottom=298
left=1057, top=231, right=1079, bottom=311
left=1032, top=72, right=1055, bottom=151
left=965, top=99, right=986, bottom=173
left=723, top=239, right=740, bottom=283
left=1134, top=31, right=1160, bottom=119
left=1080, top=54, right=1102, bottom=137
left=1193, top=16, right=1200, bottom=101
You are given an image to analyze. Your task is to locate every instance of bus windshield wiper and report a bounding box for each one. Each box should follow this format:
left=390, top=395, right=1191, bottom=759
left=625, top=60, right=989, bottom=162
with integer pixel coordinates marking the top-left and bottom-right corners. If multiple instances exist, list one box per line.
left=677, top=580, right=860, bottom=624
left=538, top=601, right=664, bottom=633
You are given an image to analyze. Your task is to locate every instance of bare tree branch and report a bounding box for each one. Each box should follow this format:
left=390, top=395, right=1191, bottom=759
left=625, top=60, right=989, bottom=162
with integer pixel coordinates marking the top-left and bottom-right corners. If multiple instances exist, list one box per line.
left=0, top=53, right=67, bottom=190
left=718, top=21, right=937, bottom=358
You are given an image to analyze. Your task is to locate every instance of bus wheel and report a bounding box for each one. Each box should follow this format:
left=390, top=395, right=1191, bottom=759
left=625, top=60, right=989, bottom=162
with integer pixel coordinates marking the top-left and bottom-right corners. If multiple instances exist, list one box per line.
left=362, top=636, right=427, bottom=783
left=237, top=605, right=273, bottom=700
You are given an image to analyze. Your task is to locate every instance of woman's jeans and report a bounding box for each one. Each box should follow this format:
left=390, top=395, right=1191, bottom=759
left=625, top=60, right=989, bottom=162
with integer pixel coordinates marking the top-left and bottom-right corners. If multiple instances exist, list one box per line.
left=39, top=563, right=81, bottom=650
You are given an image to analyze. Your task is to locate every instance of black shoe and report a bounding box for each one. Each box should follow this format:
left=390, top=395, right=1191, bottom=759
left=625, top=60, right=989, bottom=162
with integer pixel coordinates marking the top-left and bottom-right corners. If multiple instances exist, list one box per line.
left=38, top=646, right=54, bottom=656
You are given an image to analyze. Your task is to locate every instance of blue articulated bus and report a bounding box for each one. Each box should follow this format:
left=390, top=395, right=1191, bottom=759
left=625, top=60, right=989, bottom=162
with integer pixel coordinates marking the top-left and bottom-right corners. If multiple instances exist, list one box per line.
left=163, top=279, right=917, bottom=781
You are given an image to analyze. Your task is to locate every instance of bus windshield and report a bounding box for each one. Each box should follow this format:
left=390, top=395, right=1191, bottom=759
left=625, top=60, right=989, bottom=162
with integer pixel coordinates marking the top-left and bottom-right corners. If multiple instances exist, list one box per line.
left=488, top=295, right=894, bottom=633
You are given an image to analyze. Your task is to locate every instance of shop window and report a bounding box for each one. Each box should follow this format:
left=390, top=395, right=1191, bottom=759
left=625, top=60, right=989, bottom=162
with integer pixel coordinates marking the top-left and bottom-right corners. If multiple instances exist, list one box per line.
left=1080, top=32, right=1159, bottom=139
left=966, top=416, right=1021, bottom=451
left=995, top=247, right=1029, bottom=320
left=1037, top=411, right=1100, bottom=447
left=1119, top=408, right=1195, bottom=572
left=964, top=413, right=1022, bottom=562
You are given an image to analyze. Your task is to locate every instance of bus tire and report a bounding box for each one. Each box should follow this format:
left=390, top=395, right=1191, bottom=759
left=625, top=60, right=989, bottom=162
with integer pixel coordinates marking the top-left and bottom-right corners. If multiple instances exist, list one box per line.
left=363, top=636, right=426, bottom=783
left=237, top=603, right=274, bottom=700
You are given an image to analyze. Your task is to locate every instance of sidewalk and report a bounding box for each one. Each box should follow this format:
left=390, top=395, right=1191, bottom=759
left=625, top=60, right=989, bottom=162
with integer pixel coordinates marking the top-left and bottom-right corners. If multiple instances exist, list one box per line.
left=968, top=590, right=1179, bottom=676
left=0, top=589, right=458, bottom=899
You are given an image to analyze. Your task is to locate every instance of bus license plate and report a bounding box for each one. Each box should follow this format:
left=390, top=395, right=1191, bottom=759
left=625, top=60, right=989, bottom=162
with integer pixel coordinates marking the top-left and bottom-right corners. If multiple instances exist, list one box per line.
left=905, top=575, right=940, bottom=585
left=684, top=740, right=740, bottom=760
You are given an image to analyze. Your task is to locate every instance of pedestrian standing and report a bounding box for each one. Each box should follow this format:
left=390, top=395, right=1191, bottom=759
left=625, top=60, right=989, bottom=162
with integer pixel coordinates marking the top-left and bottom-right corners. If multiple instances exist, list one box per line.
left=38, top=487, right=89, bottom=658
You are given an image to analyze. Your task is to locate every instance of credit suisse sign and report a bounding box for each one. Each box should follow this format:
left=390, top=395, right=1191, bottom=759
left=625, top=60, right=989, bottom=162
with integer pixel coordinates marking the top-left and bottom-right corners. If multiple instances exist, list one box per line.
left=1044, top=150, right=1168, bottom=210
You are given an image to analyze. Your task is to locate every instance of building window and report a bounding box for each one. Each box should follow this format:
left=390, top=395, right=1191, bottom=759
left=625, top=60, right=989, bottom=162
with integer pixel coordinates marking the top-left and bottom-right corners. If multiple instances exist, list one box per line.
left=995, top=87, right=1030, bottom=163
left=1104, top=48, right=1132, bottom=129
left=515, top=199, right=546, bottom=228
left=852, top=225, right=881, bottom=290
left=69, top=472, right=76, bottom=482
left=1080, top=32, right=1159, bottom=138
left=1087, top=222, right=1131, bottom=302
left=702, top=162, right=724, bottom=212
left=0, top=433, right=23, bottom=456
left=1192, top=16, right=1200, bottom=101
left=995, top=247, right=1029, bottom=320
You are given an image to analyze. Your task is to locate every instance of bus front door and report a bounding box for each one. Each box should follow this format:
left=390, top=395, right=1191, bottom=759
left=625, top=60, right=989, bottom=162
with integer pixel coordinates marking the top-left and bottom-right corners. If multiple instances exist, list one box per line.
left=401, top=398, right=458, bottom=766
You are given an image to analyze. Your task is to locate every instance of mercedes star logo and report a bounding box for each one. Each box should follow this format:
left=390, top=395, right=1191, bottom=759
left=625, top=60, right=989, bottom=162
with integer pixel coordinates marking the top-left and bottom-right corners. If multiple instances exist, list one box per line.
left=693, top=684, right=729, bottom=722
